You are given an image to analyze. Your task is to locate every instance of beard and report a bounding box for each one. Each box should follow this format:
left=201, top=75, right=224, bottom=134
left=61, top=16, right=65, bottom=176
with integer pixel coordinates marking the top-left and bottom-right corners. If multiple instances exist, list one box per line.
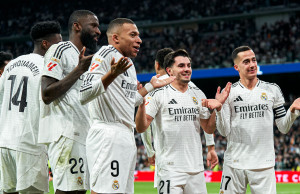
left=80, top=29, right=98, bottom=52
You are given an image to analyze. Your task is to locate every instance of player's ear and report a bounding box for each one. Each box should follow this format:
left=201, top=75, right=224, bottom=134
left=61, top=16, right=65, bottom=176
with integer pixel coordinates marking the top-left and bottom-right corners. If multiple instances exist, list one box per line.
left=234, top=64, right=239, bottom=71
left=166, top=67, right=172, bottom=75
left=41, top=40, right=48, bottom=50
left=112, top=34, right=119, bottom=44
left=73, top=22, right=81, bottom=32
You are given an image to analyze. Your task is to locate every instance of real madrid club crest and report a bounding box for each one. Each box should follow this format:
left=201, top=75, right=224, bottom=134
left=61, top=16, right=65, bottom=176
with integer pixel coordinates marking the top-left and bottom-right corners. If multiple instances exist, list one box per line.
left=220, top=190, right=224, bottom=194
left=261, top=92, right=268, bottom=101
left=192, top=97, right=198, bottom=105
left=112, top=180, right=120, bottom=190
left=77, top=177, right=83, bottom=186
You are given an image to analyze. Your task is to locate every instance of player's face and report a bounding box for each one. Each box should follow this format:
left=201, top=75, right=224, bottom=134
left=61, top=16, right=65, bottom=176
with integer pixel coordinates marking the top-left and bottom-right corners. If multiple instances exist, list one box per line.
left=0, top=60, right=10, bottom=77
left=117, top=23, right=142, bottom=58
left=168, top=56, right=192, bottom=84
left=80, top=15, right=101, bottom=51
left=234, top=50, right=257, bottom=80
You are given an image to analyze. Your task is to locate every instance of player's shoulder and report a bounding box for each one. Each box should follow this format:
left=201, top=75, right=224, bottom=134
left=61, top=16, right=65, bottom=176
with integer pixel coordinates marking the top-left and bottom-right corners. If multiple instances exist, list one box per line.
left=231, top=81, right=243, bottom=89
left=48, top=41, right=79, bottom=60
left=257, top=79, right=283, bottom=95
left=148, top=85, right=170, bottom=97
left=96, top=45, right=119, bottom=58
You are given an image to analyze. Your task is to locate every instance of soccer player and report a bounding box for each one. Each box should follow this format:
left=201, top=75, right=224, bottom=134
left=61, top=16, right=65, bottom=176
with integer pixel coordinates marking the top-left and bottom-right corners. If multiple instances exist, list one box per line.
left=0, top=51, right=13, bottom=77
left=135, top=49, right=218, bottom=194
left=0, top=21, right=62, bottom=194
left=39, top=10, right=100, bottom=194
left=204, top=46, right=300, bottom=194
left=79, top=18, right=174, bottom=194
left=141, top=48, right=218, bottom=189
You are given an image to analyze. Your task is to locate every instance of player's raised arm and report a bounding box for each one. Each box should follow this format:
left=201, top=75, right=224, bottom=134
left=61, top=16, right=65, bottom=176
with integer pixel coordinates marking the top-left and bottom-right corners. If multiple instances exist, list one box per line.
left=200, top=99, right=222, bottom=134
left=137, top=74, right=175, bottom=97
left=79, top=56, right=131, bottom=105
left=274, top=97, right=300, bottom=134
left=42, top=47, right=93, bottom=104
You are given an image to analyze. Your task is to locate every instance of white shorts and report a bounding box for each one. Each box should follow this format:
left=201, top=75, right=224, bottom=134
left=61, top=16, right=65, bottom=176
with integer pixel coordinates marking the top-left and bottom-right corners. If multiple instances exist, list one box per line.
left=0, top=148, right=49, bottom=193
left=86, top=123, right=137, bottom=193
left=48, top=136, right=89, bottom=192
left=157, top=169, right=207, bottom=194
left=219, top=164, right=276, bottom=194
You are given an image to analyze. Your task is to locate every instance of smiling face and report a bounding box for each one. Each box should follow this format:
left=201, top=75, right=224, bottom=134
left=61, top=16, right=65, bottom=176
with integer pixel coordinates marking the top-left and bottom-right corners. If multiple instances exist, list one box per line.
left=166, top=56, right=192, bottom=84
left=79, top=14, right=101, bottom=51
left=234, top=49, right=257, bottom=80
left=114, top=23, right=142, bottom=58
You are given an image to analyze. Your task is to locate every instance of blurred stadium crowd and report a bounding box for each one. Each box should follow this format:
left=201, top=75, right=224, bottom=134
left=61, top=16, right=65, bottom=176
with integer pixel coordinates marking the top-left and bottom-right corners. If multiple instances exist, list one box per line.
left=1, top=0, right=300, bottom=172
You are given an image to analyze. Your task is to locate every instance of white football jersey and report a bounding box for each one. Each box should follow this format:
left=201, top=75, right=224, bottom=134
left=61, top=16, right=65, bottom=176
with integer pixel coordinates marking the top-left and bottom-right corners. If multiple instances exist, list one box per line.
left=0, top=53, right=46, bottom=155
left=38, top=41, right=91, bottom=145
left=141, top=75, right=214, bottom=157
left=216, top=80, right=287, bottom=169
left=145, top=84, right=211, bottom=173
left=80, top=45, right=143, bottom=129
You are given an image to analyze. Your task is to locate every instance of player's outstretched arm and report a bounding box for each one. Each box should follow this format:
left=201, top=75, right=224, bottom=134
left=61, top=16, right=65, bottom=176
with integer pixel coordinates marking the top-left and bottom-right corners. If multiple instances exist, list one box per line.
left=200, top=99, right=222, bottom=134
left=42, top=47, right=93, bottom=104
left=290, top=98, right=300, bottom=113
left=79, top=57, right=131, bottom=104
left=137, top=74, right=175, bottom=97
left=206, top=145, right=219, bottom=170
left=276, top=98, right=300, bottom=134
left=215, top=82, right=231, bottom=105
left=135, top=99, right=154, bottom=133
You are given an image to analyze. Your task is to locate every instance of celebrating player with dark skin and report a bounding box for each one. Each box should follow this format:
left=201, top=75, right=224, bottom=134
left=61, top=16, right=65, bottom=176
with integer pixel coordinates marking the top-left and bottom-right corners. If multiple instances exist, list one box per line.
left=0, top=21, right=62, bottom=194
left=39, top=10, right=100, bottom=194
left=79, top=18, right=174, bottom=194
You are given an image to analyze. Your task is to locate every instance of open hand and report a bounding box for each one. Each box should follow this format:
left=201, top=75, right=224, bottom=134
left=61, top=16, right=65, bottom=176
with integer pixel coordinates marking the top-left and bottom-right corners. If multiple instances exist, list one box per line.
left=110, top=57, right=132, bottom=77
left=78, top=47, right=94, bottom=72
left=150, top=74, right=175, bottom=89
left=215, top=82, right=231, bottom=104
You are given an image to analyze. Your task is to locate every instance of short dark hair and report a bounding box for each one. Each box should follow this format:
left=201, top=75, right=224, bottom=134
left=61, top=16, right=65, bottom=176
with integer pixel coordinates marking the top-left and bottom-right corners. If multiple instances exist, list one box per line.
left=163, top=49, right=191, bottom=70
left=232, top=46, right=252, bottom=62
left=155, top=48, right=173, bottom=69
left=30, top=21, right=61, bottom=42
left=68, top=10, right=96, bottom=32
left=107, top=18, right=135, bottom=35
left=0, top=51, right=13, bottom=68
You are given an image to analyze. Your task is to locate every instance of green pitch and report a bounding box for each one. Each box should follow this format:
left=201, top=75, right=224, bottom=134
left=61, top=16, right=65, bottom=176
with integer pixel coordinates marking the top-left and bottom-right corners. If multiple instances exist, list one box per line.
left=49, top=181, right=300, bottom=193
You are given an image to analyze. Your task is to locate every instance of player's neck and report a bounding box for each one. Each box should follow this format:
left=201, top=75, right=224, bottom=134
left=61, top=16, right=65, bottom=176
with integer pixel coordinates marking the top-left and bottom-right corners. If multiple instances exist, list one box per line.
left=157, top=70, right=166, bottom=76
left=240, top=77, right=258, bottom=90
left=33, top=47, right=45, bottom=56
left=69, top=35, right=83, bottom=51
left=171, top=81, right=188, bottom=93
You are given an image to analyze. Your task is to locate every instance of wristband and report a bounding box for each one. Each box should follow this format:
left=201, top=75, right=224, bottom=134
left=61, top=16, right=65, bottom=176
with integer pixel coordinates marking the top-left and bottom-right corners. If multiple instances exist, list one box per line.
left=144, top=83, right=154, bottom=93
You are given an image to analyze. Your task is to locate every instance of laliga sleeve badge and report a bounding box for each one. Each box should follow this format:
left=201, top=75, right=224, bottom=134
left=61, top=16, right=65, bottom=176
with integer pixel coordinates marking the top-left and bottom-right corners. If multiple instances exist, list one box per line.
left=261, top=92, right=268, bottom=101
left=77, top=177, right=83, bottom=186
left=47, top=62, right=57, bottom=71
left=220, top=190, right=224, bottom=194
left=192, top=97, right=198, bottom=105
left=90, top=62, right=99, bottom=72
left=112, top=180, right=120, bottom=190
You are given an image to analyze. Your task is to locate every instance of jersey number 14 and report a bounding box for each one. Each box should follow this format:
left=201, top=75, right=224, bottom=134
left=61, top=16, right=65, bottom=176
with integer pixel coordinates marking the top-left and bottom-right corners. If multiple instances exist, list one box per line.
left=8, top=75, right=28, bottom=112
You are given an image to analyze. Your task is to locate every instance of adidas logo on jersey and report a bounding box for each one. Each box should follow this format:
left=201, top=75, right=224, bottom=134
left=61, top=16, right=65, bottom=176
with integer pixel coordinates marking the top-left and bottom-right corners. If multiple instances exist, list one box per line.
left=234, top=96, right=243, bottom=102
left=168, top=99, right=178, bottom=104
